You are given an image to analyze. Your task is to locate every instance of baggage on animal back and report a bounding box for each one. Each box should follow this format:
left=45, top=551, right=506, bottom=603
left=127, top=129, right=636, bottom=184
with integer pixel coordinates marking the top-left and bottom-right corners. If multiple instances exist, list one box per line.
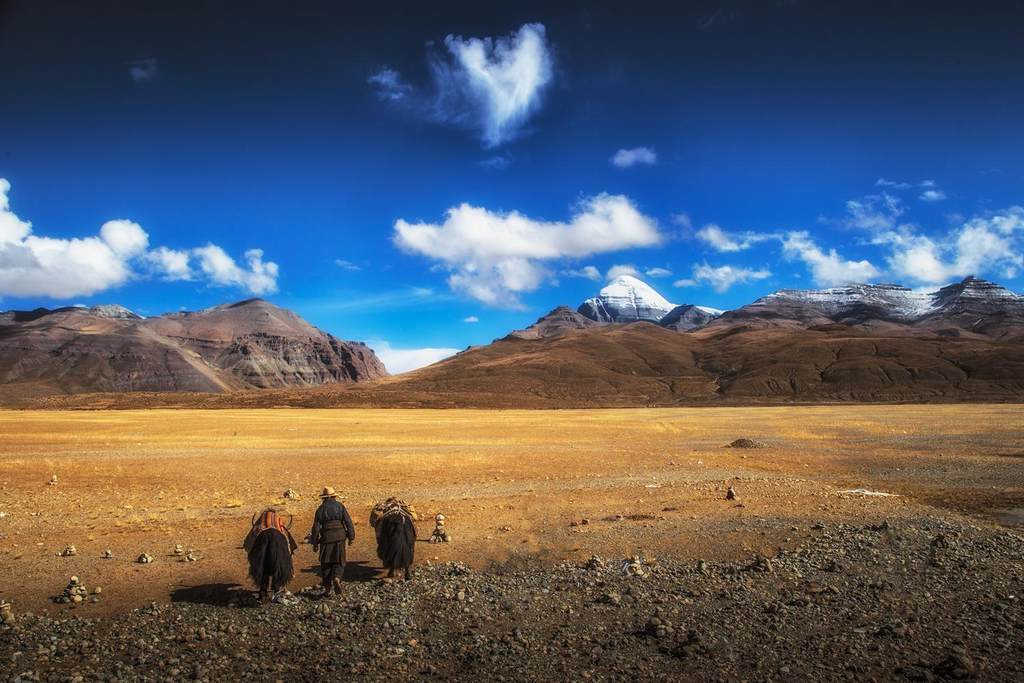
left=370, top=497, right=418, bottom=580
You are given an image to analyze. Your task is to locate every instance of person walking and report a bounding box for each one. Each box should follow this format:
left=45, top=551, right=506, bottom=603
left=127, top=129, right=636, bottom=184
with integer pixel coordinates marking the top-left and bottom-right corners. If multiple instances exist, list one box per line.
left=309, top=487, right=355, bottom=595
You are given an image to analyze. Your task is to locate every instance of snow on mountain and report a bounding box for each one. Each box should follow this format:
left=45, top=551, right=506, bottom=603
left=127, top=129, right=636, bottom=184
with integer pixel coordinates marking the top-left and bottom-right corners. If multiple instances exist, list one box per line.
left=758, top=283, right=935, bottom=321
left=87, top=304, right=140, bottom=320
left=577, top=275, right=678, bottom=323
left=746, top=277, right=1023, bottom=325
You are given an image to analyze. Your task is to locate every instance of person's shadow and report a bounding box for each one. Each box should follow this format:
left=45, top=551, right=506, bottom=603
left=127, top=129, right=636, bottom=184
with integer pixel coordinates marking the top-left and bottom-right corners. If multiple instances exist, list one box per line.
left=170, top=582, right=248, bottom=606
left=300, top=560, right=380, bottom=583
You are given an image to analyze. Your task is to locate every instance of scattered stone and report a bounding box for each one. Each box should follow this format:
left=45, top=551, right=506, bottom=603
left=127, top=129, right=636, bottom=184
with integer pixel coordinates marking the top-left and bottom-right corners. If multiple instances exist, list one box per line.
left=0, top=601, right=14, bottom=626
left=183, top=551, right=198, bottom=562
left=101, top=549, right=113, bottom=559
left=136, top=553, right=154, bottom=564
left=599, top=592, right=621, bottom=606
left=621, top=555, right=648, bottom=577
left=173, top=544, right=185, bottom=556
left=58, top=545, right=77, bottom=557
left=726, top=486, right=737, bottom=501
left=48, top=474, right=58, bottom=486
left=283, top=488, right=301, bottom=500
left=585, top=554, right=605, bottom=570
left=933, top=648, right=976, bottom=680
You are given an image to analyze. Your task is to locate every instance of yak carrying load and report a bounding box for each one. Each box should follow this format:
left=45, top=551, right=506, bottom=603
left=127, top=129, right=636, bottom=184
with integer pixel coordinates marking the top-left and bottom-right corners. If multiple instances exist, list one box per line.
left=370, top=498, right=418, bottom=580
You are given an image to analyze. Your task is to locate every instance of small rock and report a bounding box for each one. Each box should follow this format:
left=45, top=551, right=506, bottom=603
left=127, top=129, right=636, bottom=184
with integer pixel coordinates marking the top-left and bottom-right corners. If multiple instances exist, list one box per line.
left=727, top=438, right=769, bottom=449
left=48, top=474, right=58, bottom=486
left=137, top=553, right=154, bottom=564
left=101, top=549, right=113, bottom=559
left=283, top=488, right=301, bottom=500
left=726, top=487, right=737, bottom=501
left=58, top=545, right=77, bottom=557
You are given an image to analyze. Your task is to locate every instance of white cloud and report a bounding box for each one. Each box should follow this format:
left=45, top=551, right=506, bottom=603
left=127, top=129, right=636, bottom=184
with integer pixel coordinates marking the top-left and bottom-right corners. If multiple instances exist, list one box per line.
left=146, top=246, right=193, bottom=281
left=415, top=23, right=554, bottom=147
left=782, top=231, right=880, bottom=286
left=0, top=179, right=146, bottom=297
left=842, top=194, right=903, bottom=231
left=695, top=224, right=776, bottom=252
left=128, top=58, right=159, bottom=83
left=919, top=189, right=947, bottom=202
left=463, top=315, right=479, bottom=323
left=562, top=265, right=601, bottom=281
left=0, top=179, right=282, bottom=299
left=878, top=207, right=1024, bottom=284
left=368, top=68, right=412, bottom=101
left=606, top=264, right=640, bottom=280
left=372, top=341, right=459, bottom=374
left=334, top=259, right=361, bottom=271
left=645, top=267, right=672, bottom=278
left=394, top=194, right=662, bottom=307
left=674, top=262, right=771, bottom=293
left=875, top=178, right=911, bottom=189
left=193, top=245, right=279, bottom=295
left=610, top=147, right=657, bottom=168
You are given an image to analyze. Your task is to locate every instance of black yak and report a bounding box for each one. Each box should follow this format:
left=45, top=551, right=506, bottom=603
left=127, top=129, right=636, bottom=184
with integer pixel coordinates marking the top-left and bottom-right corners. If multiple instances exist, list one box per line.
left=370, top=498, right=417, bottom=580
left=244, top=508, right=298, bottom=601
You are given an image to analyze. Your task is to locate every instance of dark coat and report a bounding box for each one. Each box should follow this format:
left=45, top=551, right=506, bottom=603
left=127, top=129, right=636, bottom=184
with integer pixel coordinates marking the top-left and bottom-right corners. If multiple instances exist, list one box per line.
left=310, top=498, right=355, bottom=566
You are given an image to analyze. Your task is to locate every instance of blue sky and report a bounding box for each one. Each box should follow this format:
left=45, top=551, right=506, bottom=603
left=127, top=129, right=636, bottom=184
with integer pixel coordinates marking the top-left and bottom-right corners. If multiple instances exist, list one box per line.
left=2, top=1, right=1023, bottom=371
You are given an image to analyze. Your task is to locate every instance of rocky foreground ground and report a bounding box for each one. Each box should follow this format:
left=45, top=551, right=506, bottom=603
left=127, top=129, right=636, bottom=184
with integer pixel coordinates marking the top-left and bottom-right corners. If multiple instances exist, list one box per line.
left=2, top=516, right=1022, bottom=682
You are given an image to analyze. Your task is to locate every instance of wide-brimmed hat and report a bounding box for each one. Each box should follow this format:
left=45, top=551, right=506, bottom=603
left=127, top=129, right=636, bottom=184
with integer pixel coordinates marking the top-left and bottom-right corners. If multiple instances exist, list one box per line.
left=319, top=486, right=337, bottom=499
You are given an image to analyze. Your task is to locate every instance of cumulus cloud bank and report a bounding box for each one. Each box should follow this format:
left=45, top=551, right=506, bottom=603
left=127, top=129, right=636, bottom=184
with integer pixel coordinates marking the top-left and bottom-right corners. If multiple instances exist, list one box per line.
left=372, top=341, right=459, bottom=374
left=782, top=231, right=880, bottom=286
left=876, top=207, right=1024, bottom=284
left=371, top=23, right=554, bottom=147
left=610, top=147, right=657, bottom=168
left=0, top=178, right=279, bottom=298
left=394, top=194, right=662, bottom=307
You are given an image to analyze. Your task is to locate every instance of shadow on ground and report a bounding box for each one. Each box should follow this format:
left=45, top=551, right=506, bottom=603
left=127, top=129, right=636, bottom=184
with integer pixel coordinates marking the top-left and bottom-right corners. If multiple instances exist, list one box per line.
left=170, top=582, right=247, bottom=606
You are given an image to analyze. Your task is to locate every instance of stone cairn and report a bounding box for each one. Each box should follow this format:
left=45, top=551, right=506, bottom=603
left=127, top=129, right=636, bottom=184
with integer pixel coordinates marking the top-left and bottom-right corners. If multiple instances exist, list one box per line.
left=56, top=576, right=90, bottom=605
left=137, top=553, right=154, bottom=564
left=0, top=601, right=14, bottom=625
left=429, top=514, right=451, bottom=543
left=58, top=545, right=77, bottom=557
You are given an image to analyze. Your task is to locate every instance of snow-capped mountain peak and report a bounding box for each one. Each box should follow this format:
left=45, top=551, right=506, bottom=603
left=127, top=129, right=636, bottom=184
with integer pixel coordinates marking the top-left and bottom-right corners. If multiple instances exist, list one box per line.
left=577, top=275, right=677, bottom=323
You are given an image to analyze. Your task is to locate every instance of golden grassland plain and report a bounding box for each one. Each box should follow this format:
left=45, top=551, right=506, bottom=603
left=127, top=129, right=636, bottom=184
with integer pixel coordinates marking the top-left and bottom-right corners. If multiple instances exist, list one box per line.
left=0, top=404, right=1021, bottom=616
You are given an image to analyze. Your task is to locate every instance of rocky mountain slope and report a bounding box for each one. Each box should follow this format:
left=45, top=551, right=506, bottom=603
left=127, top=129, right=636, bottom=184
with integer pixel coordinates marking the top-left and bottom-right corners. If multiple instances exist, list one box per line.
left=0, top=299, right=386, bottom=397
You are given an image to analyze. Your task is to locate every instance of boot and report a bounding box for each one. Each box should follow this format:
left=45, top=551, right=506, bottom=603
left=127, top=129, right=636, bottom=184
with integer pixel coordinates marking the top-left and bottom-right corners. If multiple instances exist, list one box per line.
left=404, top=566, right=412, bottom=581
left=333, top=576, right=343, bottom=595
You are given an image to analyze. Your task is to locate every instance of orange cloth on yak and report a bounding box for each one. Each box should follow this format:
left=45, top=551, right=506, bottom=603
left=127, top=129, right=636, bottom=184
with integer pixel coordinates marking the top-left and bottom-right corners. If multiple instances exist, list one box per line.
left=255, top=508, right=288, bottom=534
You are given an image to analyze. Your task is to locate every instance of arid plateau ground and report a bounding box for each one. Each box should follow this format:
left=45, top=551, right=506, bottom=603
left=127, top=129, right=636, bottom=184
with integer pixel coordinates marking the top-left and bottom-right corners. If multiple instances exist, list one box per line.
left=1, top=405, right=1023, bottom=681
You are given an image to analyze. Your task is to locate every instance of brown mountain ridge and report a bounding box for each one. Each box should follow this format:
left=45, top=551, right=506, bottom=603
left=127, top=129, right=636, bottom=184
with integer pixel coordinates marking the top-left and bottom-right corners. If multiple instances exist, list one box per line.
left=15, top=276, right=1024, bottom=410
left=0, top=298, right=386, bottom=402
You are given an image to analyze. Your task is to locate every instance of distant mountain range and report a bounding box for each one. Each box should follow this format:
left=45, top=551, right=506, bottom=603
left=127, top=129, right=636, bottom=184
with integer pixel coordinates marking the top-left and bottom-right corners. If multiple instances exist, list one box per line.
left=5, top=275, right=1024, bottom=407
left=0, top=298, right=386, bottom=400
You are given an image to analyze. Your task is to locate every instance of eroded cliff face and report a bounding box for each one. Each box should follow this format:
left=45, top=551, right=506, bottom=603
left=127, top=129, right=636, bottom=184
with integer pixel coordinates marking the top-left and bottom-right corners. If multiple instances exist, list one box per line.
left=0, top=299, right=388, bottom=395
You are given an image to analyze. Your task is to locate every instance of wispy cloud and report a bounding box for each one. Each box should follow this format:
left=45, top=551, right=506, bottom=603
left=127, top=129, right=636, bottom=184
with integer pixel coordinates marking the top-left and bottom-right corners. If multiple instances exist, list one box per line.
left=371, top=23, right=554, bottom=148
left=645, top=267, right=672, bottom=278
left=334, top=259, right=362, bottom=271
left=695, top=224, right=777, bottom=252
left=128, top=58, right=159, bottom=83
left=674, top=262, right=770, bottom=293
left=562, top=265, right=602, bottom=281
left=610, top=147, right=657, bottom=168
left=368, top=68, right=412, bottom=101
left=463, top=315, right=479, bottom=323
left=919, top=188, right=947, bottom=202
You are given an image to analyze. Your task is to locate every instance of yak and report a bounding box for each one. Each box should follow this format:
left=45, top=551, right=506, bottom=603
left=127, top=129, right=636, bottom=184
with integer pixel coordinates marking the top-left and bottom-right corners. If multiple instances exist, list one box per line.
left=244, top=508, right=298, bottom=601
left=370, top=498, right=417, bottom=580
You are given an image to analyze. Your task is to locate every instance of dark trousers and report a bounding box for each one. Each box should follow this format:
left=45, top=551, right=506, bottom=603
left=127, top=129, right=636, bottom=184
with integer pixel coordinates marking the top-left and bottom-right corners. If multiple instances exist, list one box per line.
left=319, top=540, right=346, bottom=593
